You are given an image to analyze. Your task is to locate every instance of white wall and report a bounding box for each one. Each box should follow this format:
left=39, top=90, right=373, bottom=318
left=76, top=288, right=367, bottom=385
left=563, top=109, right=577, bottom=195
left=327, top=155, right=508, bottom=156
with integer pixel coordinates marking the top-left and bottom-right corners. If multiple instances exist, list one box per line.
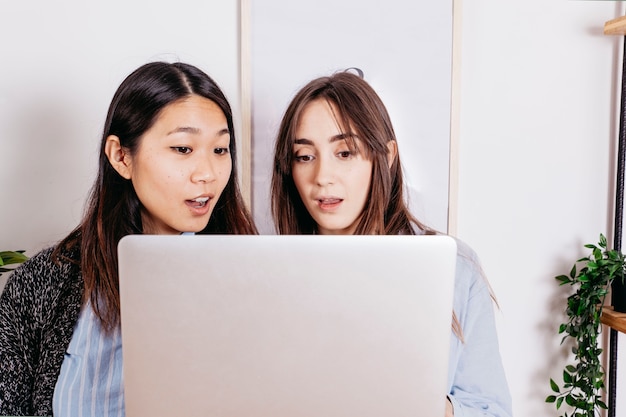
left=250, top=0, right=453, bottom=234
left=457, top=0, right=626, bottom=415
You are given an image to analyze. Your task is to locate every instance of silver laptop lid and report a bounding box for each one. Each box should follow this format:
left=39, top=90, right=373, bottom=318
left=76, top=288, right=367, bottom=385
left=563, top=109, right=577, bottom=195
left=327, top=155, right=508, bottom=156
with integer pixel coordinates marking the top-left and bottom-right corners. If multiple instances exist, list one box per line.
left=118, top=234, right=457, bottom=417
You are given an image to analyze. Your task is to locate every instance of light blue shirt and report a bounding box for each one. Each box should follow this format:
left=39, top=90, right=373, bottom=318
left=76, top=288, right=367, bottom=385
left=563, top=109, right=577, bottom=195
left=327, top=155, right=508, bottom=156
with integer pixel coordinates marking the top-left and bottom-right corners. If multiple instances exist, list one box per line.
left=446, top=238, right=512, bottom=417
left=53, top=300, right=125, bottom=417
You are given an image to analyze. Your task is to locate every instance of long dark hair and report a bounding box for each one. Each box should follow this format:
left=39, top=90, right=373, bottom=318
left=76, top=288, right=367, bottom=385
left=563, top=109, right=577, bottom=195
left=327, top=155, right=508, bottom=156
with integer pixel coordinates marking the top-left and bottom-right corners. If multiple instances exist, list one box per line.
left=271, top=71, right=431, bottom=236
left=54, top=61, right=257, bottom=332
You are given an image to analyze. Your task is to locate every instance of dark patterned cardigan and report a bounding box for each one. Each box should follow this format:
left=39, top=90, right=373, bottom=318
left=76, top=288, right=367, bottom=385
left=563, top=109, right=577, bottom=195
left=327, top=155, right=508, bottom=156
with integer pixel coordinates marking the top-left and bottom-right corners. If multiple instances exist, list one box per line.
left=0, top=247, right=83, bottom=416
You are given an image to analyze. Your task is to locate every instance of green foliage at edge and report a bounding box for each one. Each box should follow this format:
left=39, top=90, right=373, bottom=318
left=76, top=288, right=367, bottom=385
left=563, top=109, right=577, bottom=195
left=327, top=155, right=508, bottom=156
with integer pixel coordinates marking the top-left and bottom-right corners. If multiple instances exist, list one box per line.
left=0, top=250, right=28, bottom=276
left=546, top=234, right=625, bottom=416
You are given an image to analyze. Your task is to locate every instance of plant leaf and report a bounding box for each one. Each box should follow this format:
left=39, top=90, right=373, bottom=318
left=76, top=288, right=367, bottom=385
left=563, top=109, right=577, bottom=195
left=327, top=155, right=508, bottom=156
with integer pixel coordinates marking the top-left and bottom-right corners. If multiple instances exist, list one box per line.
left=0, top=251, right=28, bottom=265
left=550, top=378, right=560, bottom=393
left=556, top=396, right=563, bottom=409
left=600, top=233, right=607, bottom=247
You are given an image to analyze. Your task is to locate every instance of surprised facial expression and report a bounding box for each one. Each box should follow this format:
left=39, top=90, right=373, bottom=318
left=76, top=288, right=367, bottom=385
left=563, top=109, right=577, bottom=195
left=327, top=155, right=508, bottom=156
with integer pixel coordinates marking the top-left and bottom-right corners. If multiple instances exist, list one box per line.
left=117, top=95, right=232, bottom=234
left=291, top=99, right=373, bottom=235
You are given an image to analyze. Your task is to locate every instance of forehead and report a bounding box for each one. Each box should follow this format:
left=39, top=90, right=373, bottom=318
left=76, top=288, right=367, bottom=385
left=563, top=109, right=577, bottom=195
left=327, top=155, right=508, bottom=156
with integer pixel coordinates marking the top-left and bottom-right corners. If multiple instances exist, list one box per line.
left=296, top=99, right=353, bottom=137
left=157, top=96, right=225, bottom=122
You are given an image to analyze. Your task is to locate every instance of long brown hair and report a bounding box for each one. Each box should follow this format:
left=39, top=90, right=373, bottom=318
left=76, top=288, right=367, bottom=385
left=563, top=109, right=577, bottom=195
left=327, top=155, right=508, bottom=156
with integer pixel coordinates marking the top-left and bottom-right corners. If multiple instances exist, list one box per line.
left=271, top=71, right=431, bottom=236
left=53, top=62, right=257, bottom=333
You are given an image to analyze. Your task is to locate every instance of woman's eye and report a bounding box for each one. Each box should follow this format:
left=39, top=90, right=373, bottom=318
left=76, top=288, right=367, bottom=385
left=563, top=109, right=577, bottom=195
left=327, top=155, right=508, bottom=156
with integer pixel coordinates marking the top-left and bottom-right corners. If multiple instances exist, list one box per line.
left=337, top=150, right=352, bottom=159
left=171, top=146, right=192, bottom=154
left=214, top=147, right=230, bottom=155
left=295, top=154, right=314, bottom=163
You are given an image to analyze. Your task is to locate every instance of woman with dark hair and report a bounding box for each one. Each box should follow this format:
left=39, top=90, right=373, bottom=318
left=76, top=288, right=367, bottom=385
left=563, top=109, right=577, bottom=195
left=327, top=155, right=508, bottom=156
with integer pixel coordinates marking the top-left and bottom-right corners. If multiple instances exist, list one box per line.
left=271, top=71, right=512, bottom=417
left=0, top=61, right=257, bottom=416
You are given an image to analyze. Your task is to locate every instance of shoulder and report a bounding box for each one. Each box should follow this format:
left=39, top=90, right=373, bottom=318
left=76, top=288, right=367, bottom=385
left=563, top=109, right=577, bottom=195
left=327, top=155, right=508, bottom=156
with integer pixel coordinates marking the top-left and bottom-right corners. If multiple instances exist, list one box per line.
left=449, top=237, right=491, bottom=301
left=2, top=245, right=81, bottom=308
left=409, top=226, right=488, bottom=297
left=12, top=245, right=78, bottom=281
left=452, top=237, right=481, bottom=273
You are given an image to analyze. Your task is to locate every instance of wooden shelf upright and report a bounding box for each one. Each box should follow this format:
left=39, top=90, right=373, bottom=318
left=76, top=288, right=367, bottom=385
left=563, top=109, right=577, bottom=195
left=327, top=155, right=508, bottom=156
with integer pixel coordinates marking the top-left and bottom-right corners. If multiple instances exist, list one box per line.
left=603, top=14, right=626, bottom=417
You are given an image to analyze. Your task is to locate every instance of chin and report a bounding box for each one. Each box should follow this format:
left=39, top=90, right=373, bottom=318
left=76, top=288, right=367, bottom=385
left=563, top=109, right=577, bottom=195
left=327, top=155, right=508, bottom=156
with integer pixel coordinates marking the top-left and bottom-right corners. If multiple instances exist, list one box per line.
left=178, top=222, right=210, bottom=234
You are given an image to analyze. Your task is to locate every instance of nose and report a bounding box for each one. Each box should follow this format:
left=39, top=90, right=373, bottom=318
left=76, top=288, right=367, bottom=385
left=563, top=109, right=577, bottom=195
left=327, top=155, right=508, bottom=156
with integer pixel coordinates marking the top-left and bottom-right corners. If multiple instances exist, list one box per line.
left=191, top=156, right=216, bottom=184
left=314, top=155, right=335, bottom=186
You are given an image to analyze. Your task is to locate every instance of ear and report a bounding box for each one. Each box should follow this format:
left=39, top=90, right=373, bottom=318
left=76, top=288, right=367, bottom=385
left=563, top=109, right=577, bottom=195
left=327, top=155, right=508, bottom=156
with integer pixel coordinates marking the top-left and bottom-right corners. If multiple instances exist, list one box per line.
left=386, top=140, right=398, bottom=168
left=105, top=135, right=132, bottom=179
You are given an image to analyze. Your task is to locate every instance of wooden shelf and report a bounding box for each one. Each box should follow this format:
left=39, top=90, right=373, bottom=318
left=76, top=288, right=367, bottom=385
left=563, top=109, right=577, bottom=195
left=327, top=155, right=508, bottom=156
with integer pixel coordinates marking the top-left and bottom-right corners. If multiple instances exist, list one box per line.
left=605, top=16, right=626, bottom=36
left=602, top=306, right=626, bottom=333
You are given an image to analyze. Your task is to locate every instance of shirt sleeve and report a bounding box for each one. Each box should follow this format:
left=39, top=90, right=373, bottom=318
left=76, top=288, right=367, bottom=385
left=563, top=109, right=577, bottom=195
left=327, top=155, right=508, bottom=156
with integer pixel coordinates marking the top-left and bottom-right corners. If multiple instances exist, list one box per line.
left=446, top=240, right=513, bottom=417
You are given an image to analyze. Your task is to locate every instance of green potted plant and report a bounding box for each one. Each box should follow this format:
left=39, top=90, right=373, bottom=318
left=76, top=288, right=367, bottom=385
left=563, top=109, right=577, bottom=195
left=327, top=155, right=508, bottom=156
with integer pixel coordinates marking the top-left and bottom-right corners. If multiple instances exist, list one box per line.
left=546, top=234, right=626, bottom=416
left=0, top=250, right=28, bottom=277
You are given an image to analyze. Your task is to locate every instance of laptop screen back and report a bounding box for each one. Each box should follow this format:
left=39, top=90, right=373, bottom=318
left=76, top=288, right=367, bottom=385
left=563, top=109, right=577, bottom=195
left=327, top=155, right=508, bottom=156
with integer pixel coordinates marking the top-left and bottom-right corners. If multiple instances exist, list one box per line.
left=118, top=234, right=457, bottom=417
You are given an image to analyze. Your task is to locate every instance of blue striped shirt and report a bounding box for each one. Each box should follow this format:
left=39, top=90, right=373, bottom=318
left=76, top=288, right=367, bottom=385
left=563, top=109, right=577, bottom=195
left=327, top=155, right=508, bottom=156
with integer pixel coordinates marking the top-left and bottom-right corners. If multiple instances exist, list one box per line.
left=53, top=300, right=125, bottom=417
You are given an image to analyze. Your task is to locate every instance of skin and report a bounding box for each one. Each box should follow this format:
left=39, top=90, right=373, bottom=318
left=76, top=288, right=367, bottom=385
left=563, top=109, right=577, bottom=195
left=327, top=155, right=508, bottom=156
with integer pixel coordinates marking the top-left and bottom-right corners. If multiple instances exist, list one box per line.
left=105, top=95, right=232, bottom=235
left=291, top=99, right=373, bottom=235
left=446, top=398, right=453, bottom=416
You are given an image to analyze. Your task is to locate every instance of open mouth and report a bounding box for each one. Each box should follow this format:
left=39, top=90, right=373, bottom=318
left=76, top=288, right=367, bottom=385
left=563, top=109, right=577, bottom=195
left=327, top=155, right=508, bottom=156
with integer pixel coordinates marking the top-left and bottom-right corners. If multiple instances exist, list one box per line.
left=319, top=198, right=342, bottom=204
left=318, top=198, right=342, bottom=210
left=188, top=197, right=209, bottom=208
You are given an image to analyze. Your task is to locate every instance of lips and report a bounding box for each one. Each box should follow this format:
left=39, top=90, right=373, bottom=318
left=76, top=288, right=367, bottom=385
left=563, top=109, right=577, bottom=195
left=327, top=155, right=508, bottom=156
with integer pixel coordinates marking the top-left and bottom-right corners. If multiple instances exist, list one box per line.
left=317, top=197, right=342, bottom=211
left=185, top=196, right=213, bottom=216
left=187, top=196, right=209, bottom=208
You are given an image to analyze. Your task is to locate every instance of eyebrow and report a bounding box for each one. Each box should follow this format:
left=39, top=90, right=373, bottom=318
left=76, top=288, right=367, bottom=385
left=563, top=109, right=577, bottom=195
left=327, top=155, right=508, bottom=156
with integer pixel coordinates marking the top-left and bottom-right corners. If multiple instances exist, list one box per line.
left=167, top=126, right=230, bottom=136
left=294, top=133, right=357, bottom=145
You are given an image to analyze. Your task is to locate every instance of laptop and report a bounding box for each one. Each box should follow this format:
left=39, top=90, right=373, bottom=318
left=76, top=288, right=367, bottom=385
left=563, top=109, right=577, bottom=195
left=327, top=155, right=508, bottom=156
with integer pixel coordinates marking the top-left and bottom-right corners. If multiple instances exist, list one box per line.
left=118, top=234, right=457, bottom=417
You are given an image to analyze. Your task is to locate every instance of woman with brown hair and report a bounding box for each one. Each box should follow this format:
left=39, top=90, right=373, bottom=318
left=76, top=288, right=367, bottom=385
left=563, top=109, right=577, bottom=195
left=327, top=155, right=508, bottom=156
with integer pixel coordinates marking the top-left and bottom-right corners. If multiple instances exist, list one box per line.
left=271, top=71, right=512, bottom=417
left=0, top=61, right=257, bottom=416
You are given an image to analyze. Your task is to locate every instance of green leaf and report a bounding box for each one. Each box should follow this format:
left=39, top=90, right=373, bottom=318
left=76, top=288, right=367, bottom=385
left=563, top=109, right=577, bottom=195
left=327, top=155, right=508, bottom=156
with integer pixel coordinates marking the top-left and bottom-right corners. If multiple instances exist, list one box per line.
left=0, top=251, right=28, bottom=276
left=550, top=378, right=560, bottom=393
left=0, top=251, right=28, bottom=266
left=546, top=395, right=556, bottom=403
left=563, top=370, right=572, bottom=384
left=595, top=247, right=604, bottom=260
left=570, top=265, right=577, bottom=279
left=556, top=274, right=571, bottom=284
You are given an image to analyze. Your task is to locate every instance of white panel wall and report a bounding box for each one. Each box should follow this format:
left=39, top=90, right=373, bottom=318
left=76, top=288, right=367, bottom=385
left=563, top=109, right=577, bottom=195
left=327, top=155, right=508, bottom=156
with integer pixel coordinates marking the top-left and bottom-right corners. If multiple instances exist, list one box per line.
left=250, top=0, right=453, bottom=234
left=0, top=0, right=240, bottom=257
left=457, top=1, right=626, bottom=415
